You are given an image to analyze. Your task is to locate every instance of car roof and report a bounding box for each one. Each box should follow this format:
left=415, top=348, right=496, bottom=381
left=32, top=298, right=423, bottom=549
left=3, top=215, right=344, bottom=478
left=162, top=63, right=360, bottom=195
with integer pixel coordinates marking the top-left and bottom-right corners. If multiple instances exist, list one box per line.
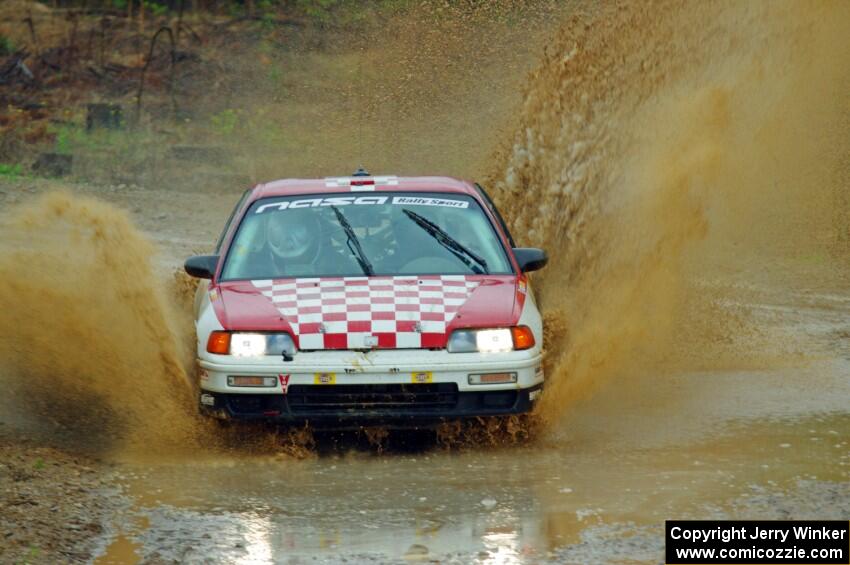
left=249, top=175, right=480, bottom=201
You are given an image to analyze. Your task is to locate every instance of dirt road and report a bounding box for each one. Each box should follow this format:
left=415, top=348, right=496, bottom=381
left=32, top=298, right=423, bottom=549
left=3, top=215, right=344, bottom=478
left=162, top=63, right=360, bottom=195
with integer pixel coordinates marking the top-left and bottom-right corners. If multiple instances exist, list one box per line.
left=1, top=1, right=849, bottom=563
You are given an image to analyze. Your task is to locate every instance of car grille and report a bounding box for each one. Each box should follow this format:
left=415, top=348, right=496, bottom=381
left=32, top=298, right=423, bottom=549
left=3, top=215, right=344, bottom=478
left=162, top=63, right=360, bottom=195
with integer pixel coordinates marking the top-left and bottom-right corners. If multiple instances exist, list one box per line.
left=227, top=394, right=282, bottom=415
left=286, top=383, right=459, bottom=414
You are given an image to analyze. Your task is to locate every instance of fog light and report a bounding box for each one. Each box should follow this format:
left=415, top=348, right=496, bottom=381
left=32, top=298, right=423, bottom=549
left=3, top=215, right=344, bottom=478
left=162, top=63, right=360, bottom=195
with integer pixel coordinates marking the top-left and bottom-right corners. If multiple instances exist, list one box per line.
left=227, top=375, right=278, bottom=387
left=468, top=372, right=517, bottom=385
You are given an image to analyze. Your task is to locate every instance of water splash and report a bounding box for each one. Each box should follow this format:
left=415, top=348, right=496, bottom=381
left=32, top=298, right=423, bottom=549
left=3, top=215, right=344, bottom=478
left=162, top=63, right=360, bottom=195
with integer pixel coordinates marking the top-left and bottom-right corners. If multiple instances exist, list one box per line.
left=487, top=1, right=850, bottom=426
left=0, top=192, right=198, bottom=453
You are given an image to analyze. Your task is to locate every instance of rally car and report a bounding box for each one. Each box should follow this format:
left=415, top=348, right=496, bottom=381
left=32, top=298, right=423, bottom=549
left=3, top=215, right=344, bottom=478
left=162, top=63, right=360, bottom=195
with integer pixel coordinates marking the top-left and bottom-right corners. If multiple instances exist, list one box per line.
left=185, top=171, right=548, bottom=426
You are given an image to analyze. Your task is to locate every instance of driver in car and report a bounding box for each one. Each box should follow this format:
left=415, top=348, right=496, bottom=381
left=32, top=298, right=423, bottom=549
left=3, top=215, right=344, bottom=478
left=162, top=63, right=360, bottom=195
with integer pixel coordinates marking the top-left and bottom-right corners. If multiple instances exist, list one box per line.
left=264, top=209, right=360, bottom=277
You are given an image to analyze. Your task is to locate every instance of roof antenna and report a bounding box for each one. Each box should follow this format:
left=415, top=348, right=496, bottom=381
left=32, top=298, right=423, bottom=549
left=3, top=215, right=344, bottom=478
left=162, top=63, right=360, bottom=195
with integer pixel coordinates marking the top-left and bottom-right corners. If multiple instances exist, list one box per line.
left=356, top=45, right=366, bottom=177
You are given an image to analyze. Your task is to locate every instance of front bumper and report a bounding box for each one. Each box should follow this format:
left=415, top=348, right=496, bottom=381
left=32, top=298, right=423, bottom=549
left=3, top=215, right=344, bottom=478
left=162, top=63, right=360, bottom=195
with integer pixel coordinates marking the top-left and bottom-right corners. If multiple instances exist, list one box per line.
left=197, top=348, right=544, bottom=425
left=199, top=383, right=543, bottom=425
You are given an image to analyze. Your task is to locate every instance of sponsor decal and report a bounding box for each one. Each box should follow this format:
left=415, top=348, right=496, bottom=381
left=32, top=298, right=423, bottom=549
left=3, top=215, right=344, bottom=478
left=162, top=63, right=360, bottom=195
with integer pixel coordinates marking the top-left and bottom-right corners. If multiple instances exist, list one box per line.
left=411, top=371, right=433, bottom=384
left=256, top=196, right=388, bottom=214
left=391, top=196, right=469, bottom=209
left=200, top=393, right=215, bottom=406
left=314, top=372, right=336, bottom=385
left=255, top=195, right=470, bottom=214
left=279, top=374, right=291, bottom=394
left=529, top=389, right=542, bottom=402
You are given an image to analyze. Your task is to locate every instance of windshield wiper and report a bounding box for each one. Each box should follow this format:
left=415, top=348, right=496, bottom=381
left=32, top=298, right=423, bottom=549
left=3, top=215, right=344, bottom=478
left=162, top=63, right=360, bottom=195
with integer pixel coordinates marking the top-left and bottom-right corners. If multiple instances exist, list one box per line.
left=402, top=209, right=489, bottom=274
left=331, top=206, right=374, bottom=276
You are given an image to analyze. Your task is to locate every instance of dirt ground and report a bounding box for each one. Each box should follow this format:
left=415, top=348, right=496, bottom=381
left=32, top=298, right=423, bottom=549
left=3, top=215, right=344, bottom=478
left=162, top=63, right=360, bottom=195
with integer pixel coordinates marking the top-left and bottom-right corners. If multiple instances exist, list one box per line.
left=1, top=1, right=849, bottom=564
left=0, top=433, right=128, bottom=563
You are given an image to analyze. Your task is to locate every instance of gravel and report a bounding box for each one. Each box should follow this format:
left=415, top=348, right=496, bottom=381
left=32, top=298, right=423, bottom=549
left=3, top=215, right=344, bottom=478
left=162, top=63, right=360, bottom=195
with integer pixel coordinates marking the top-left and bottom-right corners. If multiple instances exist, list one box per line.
left=0, top=432, right=129, bottom=565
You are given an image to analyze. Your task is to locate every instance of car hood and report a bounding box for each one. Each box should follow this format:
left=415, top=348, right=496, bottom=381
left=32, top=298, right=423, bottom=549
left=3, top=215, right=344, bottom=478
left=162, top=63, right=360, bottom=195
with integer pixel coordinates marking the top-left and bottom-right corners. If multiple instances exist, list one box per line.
left=214, top=275, right=524, bottom=350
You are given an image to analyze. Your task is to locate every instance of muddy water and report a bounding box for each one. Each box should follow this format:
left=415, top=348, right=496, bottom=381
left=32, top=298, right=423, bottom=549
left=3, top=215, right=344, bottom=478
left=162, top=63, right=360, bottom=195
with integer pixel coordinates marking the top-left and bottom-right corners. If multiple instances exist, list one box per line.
left=99, top=416, right=848, bottom=563
left=3, top=252, right=844, bottom=564
left=98, top=2, right=850, bottom=559
left=0, top=192, right=199, bottom=454
left=488, top=0, right=850, bottom=424
left=84, top=261, right=848, bottom=563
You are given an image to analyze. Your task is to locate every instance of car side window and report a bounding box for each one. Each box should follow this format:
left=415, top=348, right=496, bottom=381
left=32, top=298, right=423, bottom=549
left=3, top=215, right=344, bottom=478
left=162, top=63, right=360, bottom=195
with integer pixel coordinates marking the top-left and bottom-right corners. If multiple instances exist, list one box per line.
left=214, top=189, right=252, bottom=253
left=474, top=183, right=516, bottom=248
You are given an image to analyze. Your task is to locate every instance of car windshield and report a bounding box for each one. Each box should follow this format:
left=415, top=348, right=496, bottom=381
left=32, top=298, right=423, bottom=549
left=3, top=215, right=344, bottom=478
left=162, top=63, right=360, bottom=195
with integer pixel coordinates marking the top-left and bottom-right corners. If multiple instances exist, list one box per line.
left=220, top=192, right=513, bottom=280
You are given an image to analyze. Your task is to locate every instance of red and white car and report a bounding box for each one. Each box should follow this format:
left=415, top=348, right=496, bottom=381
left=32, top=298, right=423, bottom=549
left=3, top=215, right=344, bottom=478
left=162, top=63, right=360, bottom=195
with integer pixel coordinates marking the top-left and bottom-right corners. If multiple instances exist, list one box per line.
left=185, top=172, right=548, bottom=426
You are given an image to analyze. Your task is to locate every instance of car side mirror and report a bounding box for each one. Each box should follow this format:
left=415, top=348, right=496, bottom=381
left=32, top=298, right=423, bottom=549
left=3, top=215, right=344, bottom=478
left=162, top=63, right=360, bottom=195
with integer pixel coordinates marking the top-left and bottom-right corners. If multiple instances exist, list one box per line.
left=513, top=248, right=548, bottom=273
left=184, top=255, right=219, bottom=279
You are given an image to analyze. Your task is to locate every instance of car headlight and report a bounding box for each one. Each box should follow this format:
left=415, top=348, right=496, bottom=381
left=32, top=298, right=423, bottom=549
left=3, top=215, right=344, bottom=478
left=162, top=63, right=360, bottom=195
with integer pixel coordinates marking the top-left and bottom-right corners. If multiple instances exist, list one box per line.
left=230, top=333, right=266, bottom=357
left=446, top=326, right=535, bottom=353
left=207, top=331, right=297, bottom=357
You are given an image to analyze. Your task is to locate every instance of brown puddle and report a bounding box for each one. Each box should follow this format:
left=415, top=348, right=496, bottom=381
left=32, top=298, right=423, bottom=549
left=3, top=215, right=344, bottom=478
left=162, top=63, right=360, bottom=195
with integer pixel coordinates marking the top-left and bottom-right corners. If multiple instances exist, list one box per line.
left=95, top=411, right=848, bottom=562
left=96, top=527, right=145, bottom=565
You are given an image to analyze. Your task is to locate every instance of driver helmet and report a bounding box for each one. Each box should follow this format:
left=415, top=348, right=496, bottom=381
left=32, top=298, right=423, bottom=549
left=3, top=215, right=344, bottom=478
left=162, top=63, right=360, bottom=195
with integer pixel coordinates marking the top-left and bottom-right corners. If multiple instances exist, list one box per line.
left=266, top=210, right=320, bottom=263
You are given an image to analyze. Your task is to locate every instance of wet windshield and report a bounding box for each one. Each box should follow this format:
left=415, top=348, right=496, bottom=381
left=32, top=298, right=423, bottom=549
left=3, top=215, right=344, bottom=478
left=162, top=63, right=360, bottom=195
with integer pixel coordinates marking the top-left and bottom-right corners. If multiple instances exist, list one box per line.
left=220, top=192, right=513, bottom=280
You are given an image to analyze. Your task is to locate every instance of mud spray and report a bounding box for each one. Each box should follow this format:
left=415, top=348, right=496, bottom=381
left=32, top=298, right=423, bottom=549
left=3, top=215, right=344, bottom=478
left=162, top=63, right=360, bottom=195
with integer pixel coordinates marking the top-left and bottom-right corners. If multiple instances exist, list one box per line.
left=1, top=1, right=848, bottom=453
left=0, top=192, right=199, bottom=453
left=0, top=192, right=319, bottom=457
left=488, top=0, right=850, bottom=428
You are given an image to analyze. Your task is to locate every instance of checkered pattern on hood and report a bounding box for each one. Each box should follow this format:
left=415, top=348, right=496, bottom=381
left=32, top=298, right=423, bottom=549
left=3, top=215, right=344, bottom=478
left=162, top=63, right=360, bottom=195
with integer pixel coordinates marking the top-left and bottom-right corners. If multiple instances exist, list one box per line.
left=251, top=275, right=480, bottom=349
